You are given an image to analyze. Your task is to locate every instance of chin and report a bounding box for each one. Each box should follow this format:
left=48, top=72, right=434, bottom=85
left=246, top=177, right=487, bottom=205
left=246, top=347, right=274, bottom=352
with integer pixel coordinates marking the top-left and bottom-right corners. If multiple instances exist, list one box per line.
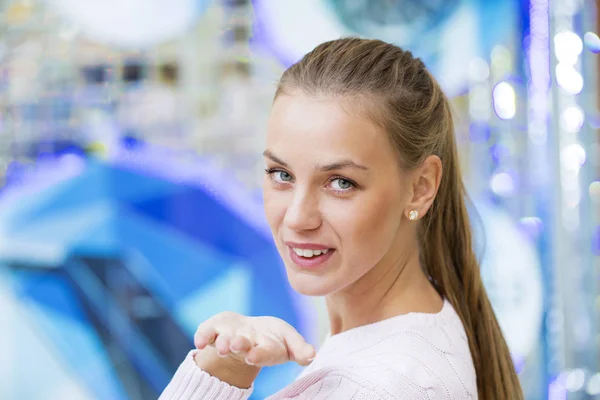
left=290, top=283, right=332, bottom=297
left=285, top=271, right=337, bottom=297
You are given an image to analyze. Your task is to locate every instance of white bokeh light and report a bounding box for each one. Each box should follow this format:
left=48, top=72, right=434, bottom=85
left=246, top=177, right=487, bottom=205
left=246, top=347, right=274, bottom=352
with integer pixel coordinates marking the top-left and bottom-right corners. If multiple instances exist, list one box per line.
left=586, top=373, right=600, bottom=396
left=556, top=63, right=584, bottom=94
left=561, top=143, right=587, bottom=171
left=46, top=0, right=200, bottom=48
left=560, top=105, right=585, bottom=133
left=492, top=82, right=516, bottom=120
left=554, top=31, right=583, bottom=65
left=566, top=369, right=586, bottom=392
left=490, top=172, right=515, bottom=196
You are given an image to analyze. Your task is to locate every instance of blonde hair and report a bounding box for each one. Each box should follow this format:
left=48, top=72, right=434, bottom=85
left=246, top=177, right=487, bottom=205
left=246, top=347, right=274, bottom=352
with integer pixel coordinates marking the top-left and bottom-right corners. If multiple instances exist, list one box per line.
left=275, top=38, right=523, bottom=400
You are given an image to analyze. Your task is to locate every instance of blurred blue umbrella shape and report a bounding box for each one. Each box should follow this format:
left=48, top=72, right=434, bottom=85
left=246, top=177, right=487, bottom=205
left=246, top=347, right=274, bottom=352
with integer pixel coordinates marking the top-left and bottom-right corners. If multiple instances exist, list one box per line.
left=0, top=149, right=313, bottom=400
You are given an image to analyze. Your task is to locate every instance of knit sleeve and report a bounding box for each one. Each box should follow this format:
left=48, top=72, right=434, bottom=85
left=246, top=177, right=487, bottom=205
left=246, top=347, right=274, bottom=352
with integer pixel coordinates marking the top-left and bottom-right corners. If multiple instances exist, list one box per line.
left=158, top=350, right=253, bottom=400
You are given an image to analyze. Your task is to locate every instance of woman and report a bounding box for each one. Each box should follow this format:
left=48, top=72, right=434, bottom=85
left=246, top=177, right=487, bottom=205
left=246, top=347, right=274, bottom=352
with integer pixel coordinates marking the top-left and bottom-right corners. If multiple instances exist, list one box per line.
left=160, top=38, right=523, bottom=399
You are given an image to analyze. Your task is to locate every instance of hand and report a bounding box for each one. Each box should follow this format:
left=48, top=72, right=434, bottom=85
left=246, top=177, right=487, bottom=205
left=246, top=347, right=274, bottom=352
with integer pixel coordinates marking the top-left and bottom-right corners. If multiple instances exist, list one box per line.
left=194, top=311, right=316, bottom=368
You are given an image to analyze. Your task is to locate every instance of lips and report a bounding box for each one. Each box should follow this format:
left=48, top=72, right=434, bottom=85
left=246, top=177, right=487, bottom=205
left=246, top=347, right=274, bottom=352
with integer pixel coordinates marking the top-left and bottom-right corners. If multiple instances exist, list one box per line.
left=291, top=248, right=330, bottom=258
left=285, top=242, right=335, bottom=269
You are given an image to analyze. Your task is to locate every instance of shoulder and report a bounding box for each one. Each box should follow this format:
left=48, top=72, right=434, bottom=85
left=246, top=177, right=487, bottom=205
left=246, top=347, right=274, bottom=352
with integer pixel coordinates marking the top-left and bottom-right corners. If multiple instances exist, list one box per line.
left=301, top=301, right=478, bottom=399
left=319, top=324, right=477, bottom=399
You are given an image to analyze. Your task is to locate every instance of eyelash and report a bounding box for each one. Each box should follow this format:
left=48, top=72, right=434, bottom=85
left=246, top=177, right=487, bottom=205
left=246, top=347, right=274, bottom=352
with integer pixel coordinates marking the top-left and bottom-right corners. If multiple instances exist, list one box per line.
left=264, top=168, right=358, bottom=194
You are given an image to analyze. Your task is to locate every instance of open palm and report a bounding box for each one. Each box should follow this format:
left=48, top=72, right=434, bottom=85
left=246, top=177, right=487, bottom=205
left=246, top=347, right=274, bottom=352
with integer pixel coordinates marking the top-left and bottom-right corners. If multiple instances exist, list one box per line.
left=194, top=311, right=316, bottom=367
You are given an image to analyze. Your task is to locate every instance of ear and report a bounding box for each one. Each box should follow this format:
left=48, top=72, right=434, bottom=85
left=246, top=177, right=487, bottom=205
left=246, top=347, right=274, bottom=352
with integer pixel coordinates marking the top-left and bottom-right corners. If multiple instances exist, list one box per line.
left=405, top=155, right=442, bottom=220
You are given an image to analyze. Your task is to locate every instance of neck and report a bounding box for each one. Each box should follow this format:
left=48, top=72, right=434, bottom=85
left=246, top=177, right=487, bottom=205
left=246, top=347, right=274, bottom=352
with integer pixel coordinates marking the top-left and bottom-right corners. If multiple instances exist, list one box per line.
left=325, top=247, right=442, bottom=336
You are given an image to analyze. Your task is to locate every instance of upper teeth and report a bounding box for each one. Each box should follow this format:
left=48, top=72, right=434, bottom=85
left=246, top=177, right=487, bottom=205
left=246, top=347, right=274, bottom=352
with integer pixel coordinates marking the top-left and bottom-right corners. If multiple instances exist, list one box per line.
left=293, top=248, right=330, bottom=258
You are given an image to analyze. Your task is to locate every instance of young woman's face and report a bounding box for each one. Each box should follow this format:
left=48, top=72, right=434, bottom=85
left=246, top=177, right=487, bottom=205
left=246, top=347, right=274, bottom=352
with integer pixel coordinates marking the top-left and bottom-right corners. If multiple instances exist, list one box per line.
left=263, top=93, right=415, bottom=296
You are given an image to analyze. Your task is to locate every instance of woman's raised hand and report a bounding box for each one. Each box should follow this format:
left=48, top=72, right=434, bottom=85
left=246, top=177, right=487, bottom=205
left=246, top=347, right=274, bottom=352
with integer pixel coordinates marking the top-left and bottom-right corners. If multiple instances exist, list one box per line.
left=194, top=311, right=316, bottom=368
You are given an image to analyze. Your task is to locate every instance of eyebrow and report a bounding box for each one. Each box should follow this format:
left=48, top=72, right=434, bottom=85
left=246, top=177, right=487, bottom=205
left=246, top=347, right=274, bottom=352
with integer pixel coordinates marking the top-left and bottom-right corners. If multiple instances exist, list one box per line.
left=262, top=150, right=369, bottom=172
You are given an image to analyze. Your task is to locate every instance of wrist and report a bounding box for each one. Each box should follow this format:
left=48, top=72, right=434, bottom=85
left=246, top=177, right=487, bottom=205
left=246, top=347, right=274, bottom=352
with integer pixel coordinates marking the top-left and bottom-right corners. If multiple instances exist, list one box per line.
left=193, top=347, right=261, bottom=389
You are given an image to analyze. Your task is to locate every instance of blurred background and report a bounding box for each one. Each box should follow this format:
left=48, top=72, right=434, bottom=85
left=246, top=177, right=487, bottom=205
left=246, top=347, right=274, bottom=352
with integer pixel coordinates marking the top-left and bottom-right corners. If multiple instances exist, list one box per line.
left=0, top=0, right=598, bottom=399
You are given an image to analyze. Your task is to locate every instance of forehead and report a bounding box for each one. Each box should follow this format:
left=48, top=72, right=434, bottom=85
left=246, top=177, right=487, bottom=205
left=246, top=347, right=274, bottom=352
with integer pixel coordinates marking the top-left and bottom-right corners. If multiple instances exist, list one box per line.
left=266, top=94, right=397, bottom=166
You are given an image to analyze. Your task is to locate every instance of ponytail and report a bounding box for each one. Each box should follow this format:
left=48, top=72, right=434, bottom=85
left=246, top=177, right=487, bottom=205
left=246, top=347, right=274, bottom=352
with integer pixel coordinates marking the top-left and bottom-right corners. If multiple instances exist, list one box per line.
left=420, top=102, right=524, bottom=400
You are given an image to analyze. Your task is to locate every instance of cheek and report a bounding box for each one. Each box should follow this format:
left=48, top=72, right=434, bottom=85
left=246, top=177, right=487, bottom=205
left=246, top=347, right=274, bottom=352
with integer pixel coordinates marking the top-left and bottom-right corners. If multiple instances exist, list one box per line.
left=262, top=185, right=286, bottom=231
left=335, top=190, right=403, bottom=262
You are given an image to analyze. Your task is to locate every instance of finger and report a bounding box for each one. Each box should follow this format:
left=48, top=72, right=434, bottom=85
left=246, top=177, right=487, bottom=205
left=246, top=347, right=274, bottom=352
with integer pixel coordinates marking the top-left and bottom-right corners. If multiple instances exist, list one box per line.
left=214, top=334, right=232, bottom=357
left=230, top=334, right=253, bottom=354
left=283, top=329, right=315, bottom=366
left=194, top=325, right=217, bottom=350
left=245, top=337, right=285, bottom=366
left=294, top=347, right=316, bottom=367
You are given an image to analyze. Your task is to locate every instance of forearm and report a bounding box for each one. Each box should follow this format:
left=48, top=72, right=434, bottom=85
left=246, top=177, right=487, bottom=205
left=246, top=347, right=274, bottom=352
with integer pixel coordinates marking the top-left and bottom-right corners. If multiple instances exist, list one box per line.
left=194, top=346, right=261, bottom=389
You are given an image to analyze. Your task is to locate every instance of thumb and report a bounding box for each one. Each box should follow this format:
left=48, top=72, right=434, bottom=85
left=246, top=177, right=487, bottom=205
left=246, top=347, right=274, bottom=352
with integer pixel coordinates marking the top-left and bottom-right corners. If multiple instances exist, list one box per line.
left=284, top=330, right=316, bottom=366
left=296, top=343, right=316, bottom=366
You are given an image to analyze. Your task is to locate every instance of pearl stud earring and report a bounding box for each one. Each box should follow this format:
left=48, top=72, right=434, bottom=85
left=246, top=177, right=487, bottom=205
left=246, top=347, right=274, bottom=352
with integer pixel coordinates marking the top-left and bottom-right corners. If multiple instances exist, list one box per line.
left=408, top=210, right=419, bottom=220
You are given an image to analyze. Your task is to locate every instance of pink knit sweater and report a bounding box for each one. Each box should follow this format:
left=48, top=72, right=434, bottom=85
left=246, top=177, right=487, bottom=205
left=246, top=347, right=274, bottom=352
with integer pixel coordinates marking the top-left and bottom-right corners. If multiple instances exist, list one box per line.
left=159, top=300, right=477, bottom=399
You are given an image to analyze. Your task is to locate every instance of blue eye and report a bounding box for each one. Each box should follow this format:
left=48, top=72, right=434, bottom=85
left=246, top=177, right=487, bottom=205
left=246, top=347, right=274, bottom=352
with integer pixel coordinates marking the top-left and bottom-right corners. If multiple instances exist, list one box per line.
left=275, top=171, right=293, bottom=182
left=266, top=169, right=293, bottom=183
left=330, top=178, right=354, bottom=191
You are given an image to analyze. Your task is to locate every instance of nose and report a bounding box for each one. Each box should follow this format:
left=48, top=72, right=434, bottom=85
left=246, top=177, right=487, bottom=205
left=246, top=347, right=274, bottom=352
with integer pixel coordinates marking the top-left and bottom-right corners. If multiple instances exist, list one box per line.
left=283, top=187, right=322, bottom=232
